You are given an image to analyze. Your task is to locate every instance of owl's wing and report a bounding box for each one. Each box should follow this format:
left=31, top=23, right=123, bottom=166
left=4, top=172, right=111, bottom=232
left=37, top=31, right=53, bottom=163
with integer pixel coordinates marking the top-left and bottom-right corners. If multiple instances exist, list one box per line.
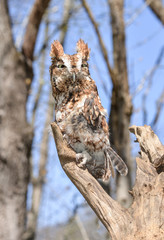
left=82, top=93, right=128, bottom=179
left=83, top=93, right=108, bottom=133
left=82, top=94, right=114, bottom=179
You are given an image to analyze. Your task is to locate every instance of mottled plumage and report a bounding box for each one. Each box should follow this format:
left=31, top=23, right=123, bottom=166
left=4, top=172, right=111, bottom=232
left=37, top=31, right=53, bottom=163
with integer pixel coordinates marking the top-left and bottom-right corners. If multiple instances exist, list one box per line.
left=50, top=39, right=128, bottom=181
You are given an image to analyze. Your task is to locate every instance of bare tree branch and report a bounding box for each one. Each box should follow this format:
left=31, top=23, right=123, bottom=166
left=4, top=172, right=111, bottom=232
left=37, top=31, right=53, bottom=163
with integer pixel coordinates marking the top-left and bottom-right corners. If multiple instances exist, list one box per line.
left=126, top=0, right=153, bottom=26
left=80, top=0, right=114, bottom=80
left=31, top=79, right=44, bottom=127
left=31, top=17, right=49, bottom=127
left=22, top=0, right=50, bottom=60
left=141, top=46, right=164, bottom=124
left=151, top=89, right=164, bottom=128
left=36, top=0, right=79, bottom=59
left=130, top=26, right=162, bottom=50
left=144, top=0, right=164, bottom=25
left=59, top=0, right=75, bottom=46
left=132, top=66, right=160, bottom=98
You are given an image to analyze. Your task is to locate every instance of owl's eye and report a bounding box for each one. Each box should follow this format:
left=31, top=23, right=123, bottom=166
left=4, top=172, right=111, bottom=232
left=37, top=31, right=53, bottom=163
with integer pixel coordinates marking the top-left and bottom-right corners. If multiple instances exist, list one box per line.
left=57, top=64, right=66, bottom=68
left=81, top=64, right=87, bottom=68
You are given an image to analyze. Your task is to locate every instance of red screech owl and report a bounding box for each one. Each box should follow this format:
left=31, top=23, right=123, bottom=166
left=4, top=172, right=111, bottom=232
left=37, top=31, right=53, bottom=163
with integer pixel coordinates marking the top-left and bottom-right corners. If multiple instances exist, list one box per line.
left=49, top=39, right=128, bottom=181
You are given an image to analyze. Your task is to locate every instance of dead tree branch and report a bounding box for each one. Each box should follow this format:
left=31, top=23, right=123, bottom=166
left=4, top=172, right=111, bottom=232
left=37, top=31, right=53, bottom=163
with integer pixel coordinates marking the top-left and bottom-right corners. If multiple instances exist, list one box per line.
left=129, top=125, right=164, bottom=173
left=51, top=122, right=164, bottom=239
left=144, top=0, right=164, bottom=25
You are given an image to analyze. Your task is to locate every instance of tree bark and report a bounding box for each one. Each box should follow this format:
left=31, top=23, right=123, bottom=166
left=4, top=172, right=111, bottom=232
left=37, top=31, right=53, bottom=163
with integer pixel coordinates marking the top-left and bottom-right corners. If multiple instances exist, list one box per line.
left=0, top=0, right=50, bottom=239
left=51, top=122, right=164, bottom=240
left=108, top=0, right=133, bottom=206
left=0, top=1, right=32, bottom=239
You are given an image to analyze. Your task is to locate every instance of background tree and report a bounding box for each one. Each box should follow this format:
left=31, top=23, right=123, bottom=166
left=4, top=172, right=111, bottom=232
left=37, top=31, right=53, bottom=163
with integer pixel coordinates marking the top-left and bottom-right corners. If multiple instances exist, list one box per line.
left=0, top=0, right=50, bottom=239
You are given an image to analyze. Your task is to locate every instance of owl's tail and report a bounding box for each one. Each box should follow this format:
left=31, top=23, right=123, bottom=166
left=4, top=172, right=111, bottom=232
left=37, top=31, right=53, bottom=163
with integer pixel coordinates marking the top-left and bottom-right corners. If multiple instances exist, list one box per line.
left=105, top=147, right=128, bottom=177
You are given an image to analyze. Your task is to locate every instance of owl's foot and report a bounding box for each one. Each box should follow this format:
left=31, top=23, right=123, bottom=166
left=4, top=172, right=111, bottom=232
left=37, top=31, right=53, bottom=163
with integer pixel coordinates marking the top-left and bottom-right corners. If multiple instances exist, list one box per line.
left=76, top=151, right=92, bottom=168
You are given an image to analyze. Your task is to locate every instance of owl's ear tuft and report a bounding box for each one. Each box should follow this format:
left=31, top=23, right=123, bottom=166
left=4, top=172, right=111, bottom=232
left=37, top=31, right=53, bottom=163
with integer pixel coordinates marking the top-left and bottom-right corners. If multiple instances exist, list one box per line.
left=50, top=40, right=64, bottom=59
left=76, top=39, right=90, bottom=60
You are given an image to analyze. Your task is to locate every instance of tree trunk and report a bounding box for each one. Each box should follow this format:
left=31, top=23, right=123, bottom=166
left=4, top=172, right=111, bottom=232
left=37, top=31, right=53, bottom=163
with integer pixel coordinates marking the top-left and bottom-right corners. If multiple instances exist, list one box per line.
left=0, top=0, right=49, bottom=239
left=51, top=122, right=164, bottom=240
left=0, top=1, right=33, bottom=239
left=108, top=0, right=133, bottom=206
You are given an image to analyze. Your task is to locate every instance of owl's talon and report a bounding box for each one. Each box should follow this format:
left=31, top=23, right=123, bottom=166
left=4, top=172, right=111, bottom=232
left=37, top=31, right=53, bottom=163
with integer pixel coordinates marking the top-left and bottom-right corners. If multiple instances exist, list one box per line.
left=76, top=153, right=86, bottom=168
left=76, top=151, right=92, bottom=168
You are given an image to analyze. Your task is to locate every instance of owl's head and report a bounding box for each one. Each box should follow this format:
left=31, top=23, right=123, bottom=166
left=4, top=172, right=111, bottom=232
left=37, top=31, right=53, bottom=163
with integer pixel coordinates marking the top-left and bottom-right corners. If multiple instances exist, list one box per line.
left=50, top=39, right=91, bottom=92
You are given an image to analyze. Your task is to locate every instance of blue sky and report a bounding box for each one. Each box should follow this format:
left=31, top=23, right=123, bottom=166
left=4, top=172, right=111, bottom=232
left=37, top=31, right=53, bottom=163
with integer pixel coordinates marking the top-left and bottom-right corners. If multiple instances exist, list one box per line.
left=9, top=0, right=164, bottom=228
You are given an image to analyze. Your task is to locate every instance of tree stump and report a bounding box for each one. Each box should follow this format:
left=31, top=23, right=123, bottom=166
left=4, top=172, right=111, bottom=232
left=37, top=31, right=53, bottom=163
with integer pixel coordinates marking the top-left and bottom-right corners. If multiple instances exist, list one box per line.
left=51, top=123, right=164, bottom=240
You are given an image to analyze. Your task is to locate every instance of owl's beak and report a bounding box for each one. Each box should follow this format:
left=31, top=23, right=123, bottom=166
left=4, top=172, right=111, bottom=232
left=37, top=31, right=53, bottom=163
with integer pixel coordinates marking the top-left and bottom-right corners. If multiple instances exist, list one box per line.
left=72, top=72, right=76, bottom=82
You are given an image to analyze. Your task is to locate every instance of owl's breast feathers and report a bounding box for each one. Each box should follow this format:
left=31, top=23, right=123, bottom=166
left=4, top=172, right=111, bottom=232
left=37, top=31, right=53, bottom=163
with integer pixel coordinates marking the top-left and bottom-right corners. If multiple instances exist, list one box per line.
left=55, top=77, right=109, bottom=137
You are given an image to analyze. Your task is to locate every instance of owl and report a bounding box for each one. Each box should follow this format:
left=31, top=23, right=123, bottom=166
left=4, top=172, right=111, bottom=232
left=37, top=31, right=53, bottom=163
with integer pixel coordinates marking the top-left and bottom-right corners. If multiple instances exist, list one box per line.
left=49, top=39, right=128, bottom=181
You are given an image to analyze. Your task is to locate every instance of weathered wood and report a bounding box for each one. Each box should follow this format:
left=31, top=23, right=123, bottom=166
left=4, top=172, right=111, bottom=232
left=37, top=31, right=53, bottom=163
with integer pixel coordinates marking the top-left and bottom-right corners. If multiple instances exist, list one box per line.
left=129, top=125, right=164, bottom=171
left=51, top=123, right=164, bottom=240
left=129, top=125, right=164, bottom=239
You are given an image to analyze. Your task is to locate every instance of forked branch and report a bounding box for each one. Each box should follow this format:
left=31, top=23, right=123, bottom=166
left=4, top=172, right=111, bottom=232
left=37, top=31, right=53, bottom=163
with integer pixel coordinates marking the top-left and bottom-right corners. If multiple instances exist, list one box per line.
left=51, top=122, right=131, bottom=240
left=51, top=122, right=164, bottom=240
